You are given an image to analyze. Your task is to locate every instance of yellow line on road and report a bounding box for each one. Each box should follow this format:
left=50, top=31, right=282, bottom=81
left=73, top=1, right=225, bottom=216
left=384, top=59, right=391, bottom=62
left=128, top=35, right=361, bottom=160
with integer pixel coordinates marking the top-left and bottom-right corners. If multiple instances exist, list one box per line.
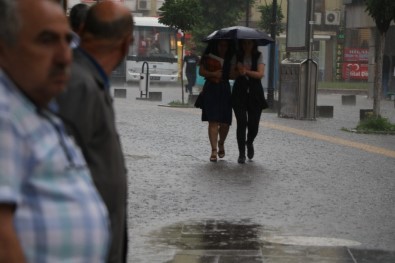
left=263, top=122, right=395, bottom=159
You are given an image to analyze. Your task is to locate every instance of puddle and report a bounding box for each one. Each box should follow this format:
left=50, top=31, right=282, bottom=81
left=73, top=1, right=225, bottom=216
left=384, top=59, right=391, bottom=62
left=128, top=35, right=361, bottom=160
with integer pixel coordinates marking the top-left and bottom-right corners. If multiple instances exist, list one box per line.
left=143, top=219, right=395, bottom=263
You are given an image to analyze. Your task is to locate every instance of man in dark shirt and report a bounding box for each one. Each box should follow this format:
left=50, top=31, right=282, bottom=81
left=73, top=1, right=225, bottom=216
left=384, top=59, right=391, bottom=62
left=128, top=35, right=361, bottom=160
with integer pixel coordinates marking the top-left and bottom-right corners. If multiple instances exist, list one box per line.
left=56, top=2, right=133, bottom=262
left=183, top=48, right=199, bottom=94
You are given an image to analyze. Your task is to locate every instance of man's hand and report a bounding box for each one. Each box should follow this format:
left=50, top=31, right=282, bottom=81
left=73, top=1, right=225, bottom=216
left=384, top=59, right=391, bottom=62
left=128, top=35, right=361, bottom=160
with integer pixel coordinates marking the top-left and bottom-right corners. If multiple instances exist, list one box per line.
left=0, top=204, right=26, bottom=263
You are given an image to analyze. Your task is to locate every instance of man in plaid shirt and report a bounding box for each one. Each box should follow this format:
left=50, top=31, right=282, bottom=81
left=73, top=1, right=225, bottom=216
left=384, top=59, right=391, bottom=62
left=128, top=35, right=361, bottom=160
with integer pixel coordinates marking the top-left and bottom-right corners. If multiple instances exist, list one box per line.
left=0, top=0, right=110, bottom=262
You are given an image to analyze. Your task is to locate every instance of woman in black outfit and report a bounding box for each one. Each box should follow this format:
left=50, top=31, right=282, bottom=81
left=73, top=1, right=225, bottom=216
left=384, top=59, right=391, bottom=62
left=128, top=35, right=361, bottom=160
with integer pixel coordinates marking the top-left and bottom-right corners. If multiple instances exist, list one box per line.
left=232, top=39, right=268, bottom=164
left=199, top=40, right=234, bottom=162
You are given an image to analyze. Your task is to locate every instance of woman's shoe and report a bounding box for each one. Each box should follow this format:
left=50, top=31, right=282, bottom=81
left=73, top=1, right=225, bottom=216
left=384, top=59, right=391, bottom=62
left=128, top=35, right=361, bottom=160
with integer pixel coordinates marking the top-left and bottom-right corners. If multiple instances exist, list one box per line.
left=246, top=142, right=254, bottom=160
left=210, top=149, right=217, bottom=162
left=237, top=155, right=246, bottom=164
left=218, top=141, right=225, bottom=158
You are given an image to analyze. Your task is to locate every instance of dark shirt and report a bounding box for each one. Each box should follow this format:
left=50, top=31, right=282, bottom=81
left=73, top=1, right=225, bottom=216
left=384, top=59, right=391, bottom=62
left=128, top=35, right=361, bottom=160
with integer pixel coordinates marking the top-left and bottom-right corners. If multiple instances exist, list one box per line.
left=183, top=54, right=199, bottom=74
left=56, top=48, right=128, bottom=263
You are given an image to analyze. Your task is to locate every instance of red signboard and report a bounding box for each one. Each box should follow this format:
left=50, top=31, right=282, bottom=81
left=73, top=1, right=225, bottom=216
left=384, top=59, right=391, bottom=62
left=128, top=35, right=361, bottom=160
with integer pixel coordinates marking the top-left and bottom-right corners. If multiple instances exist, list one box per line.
left=342, top=48, right=369, bottom=80
left=343, top=48, right=368, bottom=62
left=342, top=63, right=368, bottom=80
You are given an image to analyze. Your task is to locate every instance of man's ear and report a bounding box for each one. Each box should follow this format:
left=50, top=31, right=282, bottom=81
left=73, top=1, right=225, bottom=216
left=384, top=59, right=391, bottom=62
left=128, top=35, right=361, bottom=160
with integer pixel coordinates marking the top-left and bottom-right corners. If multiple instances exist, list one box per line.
left=120, top=35, right=133, bottom=57
left=77, top=22, right=85, bottom=37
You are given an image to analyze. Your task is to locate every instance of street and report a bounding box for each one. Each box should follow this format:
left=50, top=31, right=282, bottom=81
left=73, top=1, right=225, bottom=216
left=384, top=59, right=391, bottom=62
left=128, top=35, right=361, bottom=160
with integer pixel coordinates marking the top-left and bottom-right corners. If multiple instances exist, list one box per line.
left=113, top=84, right=395, bottom=263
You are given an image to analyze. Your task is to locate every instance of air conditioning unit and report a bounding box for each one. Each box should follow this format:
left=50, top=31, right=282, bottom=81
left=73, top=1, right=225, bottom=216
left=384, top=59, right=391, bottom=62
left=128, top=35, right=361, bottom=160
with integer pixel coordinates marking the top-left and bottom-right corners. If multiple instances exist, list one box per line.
left=325, top=11, right=340, bottom=25
left=137, top=0, right=150, bottom=10
left=314, top=12, right=322, bottom=25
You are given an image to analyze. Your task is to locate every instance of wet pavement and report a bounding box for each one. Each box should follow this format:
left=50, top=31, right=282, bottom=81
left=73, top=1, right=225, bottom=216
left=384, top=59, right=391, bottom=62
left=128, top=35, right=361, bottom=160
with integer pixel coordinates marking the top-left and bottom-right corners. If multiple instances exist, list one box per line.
left=111, top=84, right=395, bottom=263
left=148, top=219, right=395, bottom=263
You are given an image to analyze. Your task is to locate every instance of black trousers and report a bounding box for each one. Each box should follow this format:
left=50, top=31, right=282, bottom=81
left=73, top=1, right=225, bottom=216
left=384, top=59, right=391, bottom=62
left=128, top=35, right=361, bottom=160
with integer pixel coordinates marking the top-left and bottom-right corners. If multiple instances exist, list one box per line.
left=233, top=101, right=262, bottom=156
left=186, top=73, right=196, bottom=93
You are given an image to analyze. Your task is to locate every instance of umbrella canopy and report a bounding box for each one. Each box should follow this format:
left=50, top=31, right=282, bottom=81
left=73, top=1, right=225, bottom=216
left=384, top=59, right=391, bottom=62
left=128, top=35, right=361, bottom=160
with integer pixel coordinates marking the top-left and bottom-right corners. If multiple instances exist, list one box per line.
left=203, top=26, right=274, bottom=46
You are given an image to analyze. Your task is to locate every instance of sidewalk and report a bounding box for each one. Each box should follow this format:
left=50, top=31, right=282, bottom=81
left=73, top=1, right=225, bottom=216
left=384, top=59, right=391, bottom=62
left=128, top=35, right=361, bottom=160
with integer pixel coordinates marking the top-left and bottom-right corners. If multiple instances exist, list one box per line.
left=317, top=88, right=368, bottom=95
left=111, top=85, right=395, bottom=263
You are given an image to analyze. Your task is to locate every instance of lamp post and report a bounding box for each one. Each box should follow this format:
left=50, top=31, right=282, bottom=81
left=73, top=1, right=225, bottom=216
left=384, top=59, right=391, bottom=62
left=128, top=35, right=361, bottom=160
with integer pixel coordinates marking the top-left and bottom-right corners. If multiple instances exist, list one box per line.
left=267, top=0, right=277, bottom=109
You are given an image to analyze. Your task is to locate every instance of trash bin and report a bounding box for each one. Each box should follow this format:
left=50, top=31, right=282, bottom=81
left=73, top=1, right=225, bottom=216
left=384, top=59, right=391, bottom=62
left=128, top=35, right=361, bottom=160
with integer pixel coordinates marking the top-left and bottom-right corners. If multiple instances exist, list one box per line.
left=278, top=58, right=318, bottom=120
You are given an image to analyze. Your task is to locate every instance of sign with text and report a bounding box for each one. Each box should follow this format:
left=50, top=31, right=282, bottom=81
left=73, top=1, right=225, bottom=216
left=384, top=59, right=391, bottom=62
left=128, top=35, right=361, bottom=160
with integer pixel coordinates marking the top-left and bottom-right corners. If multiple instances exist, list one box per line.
left=342, top=63, right=368, bottom=80
left=343, top=48, right=368, bottom=62
left=342, top=48, right=368, bottom=80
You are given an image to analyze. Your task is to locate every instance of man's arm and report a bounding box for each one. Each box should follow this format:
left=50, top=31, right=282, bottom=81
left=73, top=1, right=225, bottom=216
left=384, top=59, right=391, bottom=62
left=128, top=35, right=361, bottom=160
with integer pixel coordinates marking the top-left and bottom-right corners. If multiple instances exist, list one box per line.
left=0, top=204, right=26, bottom=263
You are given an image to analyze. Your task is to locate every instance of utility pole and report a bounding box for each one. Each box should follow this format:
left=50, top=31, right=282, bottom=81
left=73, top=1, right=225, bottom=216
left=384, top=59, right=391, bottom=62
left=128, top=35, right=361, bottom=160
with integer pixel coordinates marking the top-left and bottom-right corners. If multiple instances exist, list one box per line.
left=267, top=0, right=277, bottom=109
left=246, top=0, right=250, bottom=27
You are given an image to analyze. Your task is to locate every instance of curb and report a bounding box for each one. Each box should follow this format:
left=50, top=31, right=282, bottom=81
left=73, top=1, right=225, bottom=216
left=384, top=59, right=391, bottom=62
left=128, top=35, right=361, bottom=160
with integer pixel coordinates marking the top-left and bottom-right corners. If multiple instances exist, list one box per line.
left=318, top=89, right=368, bottom=95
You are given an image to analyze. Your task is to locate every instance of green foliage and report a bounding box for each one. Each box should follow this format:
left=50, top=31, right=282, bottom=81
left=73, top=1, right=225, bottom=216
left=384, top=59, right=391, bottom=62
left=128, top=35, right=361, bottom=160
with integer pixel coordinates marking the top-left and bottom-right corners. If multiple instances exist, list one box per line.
left=192, top=0, right=256, bottom=52
left=158, top=0, right=202, bottom=32
left=257, top=3, right=284, bottom=35
left=168, top=100, right=190, bottom=107
left=364, top=0, right=395, bottom=34
left=159, top=0, right=255, bottom=53
left=356, top=116, right=395, bottom=132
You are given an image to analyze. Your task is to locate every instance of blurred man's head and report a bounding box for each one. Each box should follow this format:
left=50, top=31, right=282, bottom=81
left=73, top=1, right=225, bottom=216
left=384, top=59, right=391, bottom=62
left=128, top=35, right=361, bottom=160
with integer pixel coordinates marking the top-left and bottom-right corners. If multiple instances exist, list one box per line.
left=80, top=0, right=134, bottom=74
left=0, top=0, right=73, bottom=107
left=69, top=3, right=89, bottom=36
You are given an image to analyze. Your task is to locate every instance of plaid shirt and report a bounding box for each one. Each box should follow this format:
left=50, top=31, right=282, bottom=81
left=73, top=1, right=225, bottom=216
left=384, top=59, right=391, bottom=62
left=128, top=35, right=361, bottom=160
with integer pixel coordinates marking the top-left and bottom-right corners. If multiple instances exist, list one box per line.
left=0, top=70, right=110, bottom=263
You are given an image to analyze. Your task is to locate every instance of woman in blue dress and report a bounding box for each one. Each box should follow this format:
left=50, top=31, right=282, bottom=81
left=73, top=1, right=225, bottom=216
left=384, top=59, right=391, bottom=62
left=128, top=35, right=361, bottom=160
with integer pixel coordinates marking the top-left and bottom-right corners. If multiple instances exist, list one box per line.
left=199, top=40, right=234, bottom=162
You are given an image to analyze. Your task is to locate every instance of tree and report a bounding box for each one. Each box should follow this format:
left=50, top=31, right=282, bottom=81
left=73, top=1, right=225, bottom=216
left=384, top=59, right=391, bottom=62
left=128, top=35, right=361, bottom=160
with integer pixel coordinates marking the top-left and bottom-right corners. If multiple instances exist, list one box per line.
left=158, top=0, right=201, bottom=32
left=257, top=3, right=284, bottom=36
left=364, top=0, right=395, bottom=117
left=158, top=0, right=202, bottom=104
left=191, top=0, right=256, bottom=51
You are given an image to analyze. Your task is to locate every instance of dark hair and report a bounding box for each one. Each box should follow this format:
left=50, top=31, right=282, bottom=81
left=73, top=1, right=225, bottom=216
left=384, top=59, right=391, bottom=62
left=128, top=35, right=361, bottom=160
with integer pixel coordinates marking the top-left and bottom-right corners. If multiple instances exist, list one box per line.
left=69, top=3, right=89, bottom=32
left=237, top=39, right=259, bottom=62
left=202, top=39, right=235, bottom=61
left=83, top=6, right=133, bottom=40
left=0, top=0, right=20, bottom=46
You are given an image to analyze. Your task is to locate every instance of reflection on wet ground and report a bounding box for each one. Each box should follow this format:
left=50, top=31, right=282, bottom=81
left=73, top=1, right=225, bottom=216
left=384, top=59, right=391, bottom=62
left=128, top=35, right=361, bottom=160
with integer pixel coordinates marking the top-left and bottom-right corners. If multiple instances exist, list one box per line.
left=147, top=219, right=395, bottom=263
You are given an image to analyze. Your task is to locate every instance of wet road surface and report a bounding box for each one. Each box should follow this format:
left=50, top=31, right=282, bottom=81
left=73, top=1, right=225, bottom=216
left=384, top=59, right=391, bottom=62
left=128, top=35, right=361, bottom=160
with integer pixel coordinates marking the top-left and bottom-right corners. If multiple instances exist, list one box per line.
left=112, top=85, right=395, bottom=262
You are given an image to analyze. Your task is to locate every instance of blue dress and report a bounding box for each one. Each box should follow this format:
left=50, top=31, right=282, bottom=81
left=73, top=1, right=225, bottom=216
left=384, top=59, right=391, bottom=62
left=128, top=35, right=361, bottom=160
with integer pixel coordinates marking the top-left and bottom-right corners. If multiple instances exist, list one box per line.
left=201, top=56, right=233, bottom=125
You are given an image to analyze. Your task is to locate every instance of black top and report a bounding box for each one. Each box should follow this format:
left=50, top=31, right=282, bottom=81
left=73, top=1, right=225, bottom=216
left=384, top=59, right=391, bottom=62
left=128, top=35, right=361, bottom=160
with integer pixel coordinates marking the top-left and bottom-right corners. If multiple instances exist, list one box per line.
left=184, top=54, right=199, bottom=74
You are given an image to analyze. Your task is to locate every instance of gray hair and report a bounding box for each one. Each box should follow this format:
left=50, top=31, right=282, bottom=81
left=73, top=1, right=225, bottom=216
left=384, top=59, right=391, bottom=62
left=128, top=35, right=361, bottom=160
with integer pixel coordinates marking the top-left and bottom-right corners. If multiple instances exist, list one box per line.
left=0, top=0, right=20, bottom=46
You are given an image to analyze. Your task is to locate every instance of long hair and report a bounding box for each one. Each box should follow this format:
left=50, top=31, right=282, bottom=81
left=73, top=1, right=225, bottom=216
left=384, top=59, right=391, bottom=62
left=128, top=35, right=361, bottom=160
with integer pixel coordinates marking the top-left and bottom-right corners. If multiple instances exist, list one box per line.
left=202, top=39, right=235, bottom=61
left=69, top=3, right=89, bottom=32
left=236, top=39, right=259, bottom=62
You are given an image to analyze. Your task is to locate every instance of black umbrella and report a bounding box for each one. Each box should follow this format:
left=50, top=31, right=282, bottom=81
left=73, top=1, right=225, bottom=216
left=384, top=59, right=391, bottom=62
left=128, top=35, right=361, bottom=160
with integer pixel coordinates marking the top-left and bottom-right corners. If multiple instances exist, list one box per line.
left=203, top=26, right=274, bottom=46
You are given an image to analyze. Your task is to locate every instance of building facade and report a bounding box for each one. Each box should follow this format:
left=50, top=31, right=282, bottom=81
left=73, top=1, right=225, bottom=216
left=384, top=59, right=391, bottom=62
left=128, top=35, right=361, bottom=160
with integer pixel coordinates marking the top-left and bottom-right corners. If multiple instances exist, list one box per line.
left=65, top=0, right=394, bottom=92
left=246, top=0, right=344, bottom=82
left=344, top=0, right=395, bottom=97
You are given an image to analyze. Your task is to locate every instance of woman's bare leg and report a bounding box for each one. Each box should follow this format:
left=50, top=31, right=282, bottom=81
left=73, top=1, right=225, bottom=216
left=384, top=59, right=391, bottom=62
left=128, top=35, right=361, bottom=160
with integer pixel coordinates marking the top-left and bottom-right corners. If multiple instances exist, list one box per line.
left=218, top=123, right=229, bottom=158
left=208, top=121, right=219, bottom=161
